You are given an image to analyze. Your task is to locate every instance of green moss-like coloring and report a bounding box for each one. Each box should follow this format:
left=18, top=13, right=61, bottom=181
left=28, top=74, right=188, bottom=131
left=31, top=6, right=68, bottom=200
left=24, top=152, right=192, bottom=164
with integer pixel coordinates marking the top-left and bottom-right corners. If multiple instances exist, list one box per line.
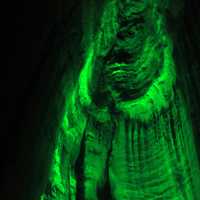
left=41, top=0, right=200, bottom=199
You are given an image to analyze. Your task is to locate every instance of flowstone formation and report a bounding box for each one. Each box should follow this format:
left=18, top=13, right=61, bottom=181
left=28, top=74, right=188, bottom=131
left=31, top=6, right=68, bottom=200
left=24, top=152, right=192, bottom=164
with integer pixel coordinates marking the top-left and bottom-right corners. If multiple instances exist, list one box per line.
left=41, top=0, right=200, bottom=199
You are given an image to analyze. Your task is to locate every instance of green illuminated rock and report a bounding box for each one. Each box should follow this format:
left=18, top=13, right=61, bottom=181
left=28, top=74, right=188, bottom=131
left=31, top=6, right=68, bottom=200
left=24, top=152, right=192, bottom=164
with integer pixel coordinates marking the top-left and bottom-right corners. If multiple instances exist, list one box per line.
left=41, top=0, right=200, bottom=199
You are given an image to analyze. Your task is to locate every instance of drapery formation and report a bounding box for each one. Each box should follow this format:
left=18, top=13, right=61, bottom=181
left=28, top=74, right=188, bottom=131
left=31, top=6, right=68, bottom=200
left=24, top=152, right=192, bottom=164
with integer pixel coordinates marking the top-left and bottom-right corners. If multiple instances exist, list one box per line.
left=40, top=0, right=200, bottom=199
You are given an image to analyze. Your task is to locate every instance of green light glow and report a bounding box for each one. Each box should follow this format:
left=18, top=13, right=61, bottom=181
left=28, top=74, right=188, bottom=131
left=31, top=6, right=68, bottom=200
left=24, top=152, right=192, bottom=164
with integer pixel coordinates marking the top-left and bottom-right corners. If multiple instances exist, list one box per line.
left=41, top=0, right=200, bottom=199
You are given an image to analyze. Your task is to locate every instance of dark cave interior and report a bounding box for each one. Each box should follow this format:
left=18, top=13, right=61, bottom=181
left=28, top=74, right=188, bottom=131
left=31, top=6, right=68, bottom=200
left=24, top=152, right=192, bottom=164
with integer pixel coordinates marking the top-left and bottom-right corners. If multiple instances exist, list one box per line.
left=2, top=0, right=200, bottom=199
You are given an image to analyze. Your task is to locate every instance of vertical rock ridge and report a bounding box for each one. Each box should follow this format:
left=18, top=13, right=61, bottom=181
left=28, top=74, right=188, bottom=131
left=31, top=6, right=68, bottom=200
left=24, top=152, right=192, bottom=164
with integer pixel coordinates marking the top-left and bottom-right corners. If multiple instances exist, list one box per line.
left=40, top=0, right=200, bottom=199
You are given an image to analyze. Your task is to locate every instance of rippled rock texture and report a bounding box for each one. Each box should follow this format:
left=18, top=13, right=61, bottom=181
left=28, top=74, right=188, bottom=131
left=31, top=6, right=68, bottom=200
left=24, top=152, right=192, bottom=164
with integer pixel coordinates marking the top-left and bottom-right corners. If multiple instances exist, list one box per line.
left=40, top=0, right=200, bottom=199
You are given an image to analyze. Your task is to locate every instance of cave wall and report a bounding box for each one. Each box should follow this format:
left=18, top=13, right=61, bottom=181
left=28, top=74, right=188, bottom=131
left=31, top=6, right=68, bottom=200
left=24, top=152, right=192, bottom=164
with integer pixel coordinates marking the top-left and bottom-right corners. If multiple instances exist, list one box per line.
left=6, top=0, right=108, bottom=199
left=172, top=0, right=200, bottom=159
left=4, top=0, right=200, bottom=199
left=5, top=0, right=84, bottom=199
